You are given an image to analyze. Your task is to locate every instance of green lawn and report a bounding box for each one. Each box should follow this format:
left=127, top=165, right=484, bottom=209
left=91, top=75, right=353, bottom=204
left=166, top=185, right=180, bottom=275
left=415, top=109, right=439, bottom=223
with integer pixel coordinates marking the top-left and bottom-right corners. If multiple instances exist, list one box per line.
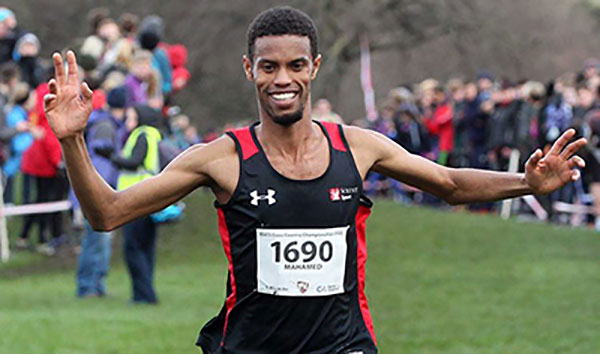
left=1, top=192, right=600, bottom=353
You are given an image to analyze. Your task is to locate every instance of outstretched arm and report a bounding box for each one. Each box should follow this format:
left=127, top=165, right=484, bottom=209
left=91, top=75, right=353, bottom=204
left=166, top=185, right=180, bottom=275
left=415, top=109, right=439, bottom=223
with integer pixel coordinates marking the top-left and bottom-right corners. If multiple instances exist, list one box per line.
left=345, top=126, right=586, bottom=205
left=45, top=52, right=228, bottom=231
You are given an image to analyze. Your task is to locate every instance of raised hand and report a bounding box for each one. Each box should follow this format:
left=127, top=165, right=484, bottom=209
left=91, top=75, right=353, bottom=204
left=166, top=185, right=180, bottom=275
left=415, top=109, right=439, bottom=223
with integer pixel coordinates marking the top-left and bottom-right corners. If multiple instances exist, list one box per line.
left=44, top=51, right=93, bottom=140
left=524, top=129, right=586, bottom=195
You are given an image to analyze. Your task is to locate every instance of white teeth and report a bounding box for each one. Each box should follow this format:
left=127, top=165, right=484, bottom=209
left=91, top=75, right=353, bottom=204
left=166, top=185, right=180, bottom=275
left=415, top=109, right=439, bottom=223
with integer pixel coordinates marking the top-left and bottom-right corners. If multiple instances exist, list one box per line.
left=271, top=92, right=296, bottom=101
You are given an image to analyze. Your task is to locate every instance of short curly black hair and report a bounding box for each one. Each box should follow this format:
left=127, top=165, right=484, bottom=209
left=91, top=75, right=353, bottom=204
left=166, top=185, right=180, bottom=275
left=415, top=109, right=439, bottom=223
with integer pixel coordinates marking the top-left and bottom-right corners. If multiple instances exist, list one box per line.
left=247, top=6, right=318, bottom=61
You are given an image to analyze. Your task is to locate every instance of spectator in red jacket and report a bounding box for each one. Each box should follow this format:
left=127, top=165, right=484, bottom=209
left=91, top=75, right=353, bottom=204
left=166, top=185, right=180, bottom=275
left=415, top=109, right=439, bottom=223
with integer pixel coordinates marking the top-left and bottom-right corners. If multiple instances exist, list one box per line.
left=16, top=83, right=68, bottom=254
left=424, top=86, right=454, bottom=165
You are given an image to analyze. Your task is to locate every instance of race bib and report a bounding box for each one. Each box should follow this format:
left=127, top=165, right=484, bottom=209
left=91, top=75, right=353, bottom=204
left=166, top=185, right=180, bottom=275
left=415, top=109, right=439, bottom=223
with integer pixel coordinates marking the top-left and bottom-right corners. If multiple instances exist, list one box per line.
left=257, top=226, right=349, bottom=297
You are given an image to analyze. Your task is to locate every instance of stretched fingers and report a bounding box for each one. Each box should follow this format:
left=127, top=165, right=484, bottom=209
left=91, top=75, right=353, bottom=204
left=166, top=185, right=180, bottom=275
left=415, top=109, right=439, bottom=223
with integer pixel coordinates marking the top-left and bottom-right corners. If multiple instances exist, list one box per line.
left=567, top=155, right=585, bottom=169
left=52, top=52, right=66, bottom=85
left=48, top=78, right=57, bottom=94
left=80, top=82, right=93, bottom=102
left=560, top=137, right=587, bottom=159
left=526, top=148, right=543, bottom=170
left=66, top=51, right=79, bottom=85
left=43, top=93, right=57, bottom=110
left=548, top=128, right=575, bottom=156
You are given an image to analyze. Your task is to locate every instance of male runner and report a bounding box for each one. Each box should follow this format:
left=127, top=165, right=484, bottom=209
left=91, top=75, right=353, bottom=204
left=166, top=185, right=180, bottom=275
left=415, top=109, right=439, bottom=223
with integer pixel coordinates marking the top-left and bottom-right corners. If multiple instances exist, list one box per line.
left=44, top=7, right=586, bottom=354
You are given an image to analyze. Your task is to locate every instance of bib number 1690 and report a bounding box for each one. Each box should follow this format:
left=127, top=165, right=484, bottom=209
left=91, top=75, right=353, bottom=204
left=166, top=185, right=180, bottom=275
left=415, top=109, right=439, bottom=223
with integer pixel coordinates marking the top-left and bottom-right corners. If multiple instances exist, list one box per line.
left=270, top=240, right=333, bottom=263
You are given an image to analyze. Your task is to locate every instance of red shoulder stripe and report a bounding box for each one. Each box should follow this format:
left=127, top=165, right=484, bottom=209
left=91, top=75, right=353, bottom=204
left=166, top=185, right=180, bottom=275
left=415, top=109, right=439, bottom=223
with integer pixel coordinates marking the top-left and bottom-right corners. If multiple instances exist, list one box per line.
left=321, top=121, right=347, bottom=152
left=229, top=127, right=259, bottom=160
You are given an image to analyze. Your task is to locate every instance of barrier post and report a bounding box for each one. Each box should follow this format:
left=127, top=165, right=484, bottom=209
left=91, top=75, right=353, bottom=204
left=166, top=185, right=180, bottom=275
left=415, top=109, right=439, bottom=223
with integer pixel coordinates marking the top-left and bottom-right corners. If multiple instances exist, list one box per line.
left=0, top=176, right=9, bottom=263
left=500, top=149, right=521, bottom=220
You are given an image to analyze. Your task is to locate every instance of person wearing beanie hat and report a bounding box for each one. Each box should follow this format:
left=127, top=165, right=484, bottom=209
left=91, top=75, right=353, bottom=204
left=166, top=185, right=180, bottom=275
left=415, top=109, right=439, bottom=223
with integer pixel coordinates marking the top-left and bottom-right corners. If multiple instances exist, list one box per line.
left=139, top=30, right=172, bottom=97
left=107, top=85, right=127, bottom=109
left=139, top=15, right=164, bottom=38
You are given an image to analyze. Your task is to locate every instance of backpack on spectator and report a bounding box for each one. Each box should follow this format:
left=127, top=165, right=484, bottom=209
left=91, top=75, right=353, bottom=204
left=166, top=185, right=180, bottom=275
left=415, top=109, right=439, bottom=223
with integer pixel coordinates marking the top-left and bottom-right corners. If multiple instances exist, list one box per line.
left=158, top=138, right=182, bottom=171
left=152, top=138, right=185, bottom=224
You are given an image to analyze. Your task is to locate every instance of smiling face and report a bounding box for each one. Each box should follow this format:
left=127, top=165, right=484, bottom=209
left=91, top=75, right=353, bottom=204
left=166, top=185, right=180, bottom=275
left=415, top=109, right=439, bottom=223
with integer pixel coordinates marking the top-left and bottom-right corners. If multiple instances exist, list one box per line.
left=243, top=35, right=321, bottom=127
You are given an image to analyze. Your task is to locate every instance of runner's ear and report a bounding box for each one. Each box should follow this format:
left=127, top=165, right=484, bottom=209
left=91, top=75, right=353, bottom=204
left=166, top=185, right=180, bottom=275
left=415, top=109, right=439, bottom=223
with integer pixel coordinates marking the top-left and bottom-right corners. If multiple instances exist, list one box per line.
left=242, top=55, right=254, bottom=81
left=311, top=54, right=322, bottom=80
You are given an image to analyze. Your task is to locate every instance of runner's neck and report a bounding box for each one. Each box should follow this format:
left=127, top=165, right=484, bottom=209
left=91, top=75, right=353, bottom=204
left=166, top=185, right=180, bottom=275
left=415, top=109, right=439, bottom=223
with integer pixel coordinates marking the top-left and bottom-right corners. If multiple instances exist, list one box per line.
left=255, top=117, right=324, bottom=160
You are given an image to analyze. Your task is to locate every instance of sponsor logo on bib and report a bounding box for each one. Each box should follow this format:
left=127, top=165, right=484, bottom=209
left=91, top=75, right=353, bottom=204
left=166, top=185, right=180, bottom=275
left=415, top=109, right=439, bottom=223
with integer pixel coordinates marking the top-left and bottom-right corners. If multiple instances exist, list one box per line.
left=296, top=281, right=310, bottom=294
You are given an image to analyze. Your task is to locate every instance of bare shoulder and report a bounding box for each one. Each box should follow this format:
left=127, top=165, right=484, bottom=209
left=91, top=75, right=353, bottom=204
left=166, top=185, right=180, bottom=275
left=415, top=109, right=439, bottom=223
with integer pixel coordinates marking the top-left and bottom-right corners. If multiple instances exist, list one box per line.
left=342, top=124, right=396, bottom=149
left=172, top=134, right=239, bottom=201
left=171, top=134, right=237, bottom=172
left=341, top=124, right=418, bottom=180
left=340, top=125, right=395, bottom=178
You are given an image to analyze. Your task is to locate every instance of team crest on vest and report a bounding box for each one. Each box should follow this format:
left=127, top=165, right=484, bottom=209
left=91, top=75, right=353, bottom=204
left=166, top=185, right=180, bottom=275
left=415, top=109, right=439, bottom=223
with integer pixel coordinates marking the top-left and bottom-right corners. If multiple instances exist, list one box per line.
left=329, top=186, right=359, bottom=202
left=250, top=189, right=277, bottom=206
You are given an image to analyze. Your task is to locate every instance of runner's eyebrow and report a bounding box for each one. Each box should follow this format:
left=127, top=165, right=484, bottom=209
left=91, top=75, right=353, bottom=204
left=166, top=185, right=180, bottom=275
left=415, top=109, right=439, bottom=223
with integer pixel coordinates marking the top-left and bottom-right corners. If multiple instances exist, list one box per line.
left=255, top=58, right=277, bottom=66
left=254, top=56, right=311, bottom=67
left=289, top=57, right=311, bottom=65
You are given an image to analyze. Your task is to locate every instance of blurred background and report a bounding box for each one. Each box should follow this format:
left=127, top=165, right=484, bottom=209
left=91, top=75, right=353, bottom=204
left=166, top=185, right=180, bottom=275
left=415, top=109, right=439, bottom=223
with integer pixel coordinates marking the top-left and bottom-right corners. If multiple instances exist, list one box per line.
left=2, top=1, right=600, bottom=353
left=5, top=0, right=600, bottom=130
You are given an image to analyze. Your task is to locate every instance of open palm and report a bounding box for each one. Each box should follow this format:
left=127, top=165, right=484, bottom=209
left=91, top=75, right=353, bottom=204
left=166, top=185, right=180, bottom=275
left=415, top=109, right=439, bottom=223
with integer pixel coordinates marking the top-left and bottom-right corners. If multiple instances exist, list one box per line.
left=44, top=51, right=93, bottom=140
left=525, top=129, right=586, bottom=195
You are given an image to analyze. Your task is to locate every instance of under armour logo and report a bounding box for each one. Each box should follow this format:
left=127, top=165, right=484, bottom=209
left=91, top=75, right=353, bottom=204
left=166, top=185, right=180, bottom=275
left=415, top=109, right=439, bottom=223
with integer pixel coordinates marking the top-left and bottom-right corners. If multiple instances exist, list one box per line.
left=250, top=189, right=277, bottom=206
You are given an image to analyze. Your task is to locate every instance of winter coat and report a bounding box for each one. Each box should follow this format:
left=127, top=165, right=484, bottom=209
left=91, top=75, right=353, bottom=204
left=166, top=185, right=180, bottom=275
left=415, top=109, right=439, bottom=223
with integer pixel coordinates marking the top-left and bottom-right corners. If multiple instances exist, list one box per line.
left=85, top=109, right=121, bottom=188
left=424, top=102, right=454, bottom=152
left=3, top=105, right=32, bottom=177
left=21, top=84, right=62, bottom=177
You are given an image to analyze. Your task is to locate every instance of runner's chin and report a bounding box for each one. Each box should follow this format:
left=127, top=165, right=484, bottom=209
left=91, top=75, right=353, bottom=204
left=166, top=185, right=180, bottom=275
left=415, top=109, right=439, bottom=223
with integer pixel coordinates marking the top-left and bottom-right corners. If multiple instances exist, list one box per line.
left=271, top=103, right=304, bottom=126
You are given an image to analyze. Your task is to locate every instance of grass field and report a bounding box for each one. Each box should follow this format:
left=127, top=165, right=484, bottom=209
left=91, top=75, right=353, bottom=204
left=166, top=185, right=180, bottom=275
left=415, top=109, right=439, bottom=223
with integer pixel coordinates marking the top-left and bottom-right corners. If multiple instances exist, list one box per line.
left=2, top=191, right=600, bottom=353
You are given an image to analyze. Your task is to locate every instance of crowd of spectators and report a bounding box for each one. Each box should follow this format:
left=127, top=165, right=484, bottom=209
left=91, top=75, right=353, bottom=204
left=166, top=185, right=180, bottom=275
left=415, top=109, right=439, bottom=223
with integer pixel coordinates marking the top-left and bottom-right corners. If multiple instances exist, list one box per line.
left=2, top=5, right=600, bottom=263
left=352, top=63, right=600, bottom=227
left=0, top=7, right=195, bottom=257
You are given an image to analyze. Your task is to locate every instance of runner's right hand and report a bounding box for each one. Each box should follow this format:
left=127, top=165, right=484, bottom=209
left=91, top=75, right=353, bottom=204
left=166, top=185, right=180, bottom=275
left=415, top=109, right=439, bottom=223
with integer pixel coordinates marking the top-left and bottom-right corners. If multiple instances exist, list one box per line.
left=44, top=51, right=93, bottom=140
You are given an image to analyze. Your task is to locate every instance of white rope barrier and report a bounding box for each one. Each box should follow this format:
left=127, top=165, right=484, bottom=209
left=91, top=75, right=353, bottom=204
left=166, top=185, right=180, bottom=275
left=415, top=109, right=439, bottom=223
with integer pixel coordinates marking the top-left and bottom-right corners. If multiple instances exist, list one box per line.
left=0, top=200, right=72, bottom=263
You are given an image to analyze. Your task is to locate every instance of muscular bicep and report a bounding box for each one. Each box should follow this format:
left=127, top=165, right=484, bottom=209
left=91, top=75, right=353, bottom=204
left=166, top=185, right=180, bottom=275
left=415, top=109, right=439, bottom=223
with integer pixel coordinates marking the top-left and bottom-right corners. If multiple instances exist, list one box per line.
left=105, top=137, right=237, bottom=229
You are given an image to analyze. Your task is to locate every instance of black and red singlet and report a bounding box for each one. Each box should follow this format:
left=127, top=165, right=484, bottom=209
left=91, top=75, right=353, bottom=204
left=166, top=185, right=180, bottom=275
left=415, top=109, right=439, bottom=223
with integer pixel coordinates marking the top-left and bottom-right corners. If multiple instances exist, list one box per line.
left=197, top=121, right=377, bottom=354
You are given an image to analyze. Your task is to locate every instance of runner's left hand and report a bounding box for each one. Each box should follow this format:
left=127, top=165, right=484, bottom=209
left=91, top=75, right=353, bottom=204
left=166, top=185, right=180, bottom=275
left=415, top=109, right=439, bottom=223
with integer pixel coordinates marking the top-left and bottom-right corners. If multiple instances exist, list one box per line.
left=524, top=128, right=586, bottom=195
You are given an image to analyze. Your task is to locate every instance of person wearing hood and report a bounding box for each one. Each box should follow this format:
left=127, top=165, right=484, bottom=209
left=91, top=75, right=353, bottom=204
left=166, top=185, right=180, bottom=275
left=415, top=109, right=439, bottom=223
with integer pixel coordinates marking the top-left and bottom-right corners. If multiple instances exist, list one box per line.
left=112, top=104, right=162, bottom=304
left=0, top=8, right=25, bottom=64
left=75, top=85, right=127, bottom=297
left=14, top=33, right=45, bottom=88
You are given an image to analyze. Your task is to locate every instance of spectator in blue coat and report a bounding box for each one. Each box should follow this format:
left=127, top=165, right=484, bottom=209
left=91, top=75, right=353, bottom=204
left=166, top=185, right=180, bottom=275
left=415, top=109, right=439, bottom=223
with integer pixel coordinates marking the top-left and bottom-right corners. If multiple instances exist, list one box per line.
left=4, top=82, right=32, bottom=204
left=75, top=85, right=126, bottom=298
